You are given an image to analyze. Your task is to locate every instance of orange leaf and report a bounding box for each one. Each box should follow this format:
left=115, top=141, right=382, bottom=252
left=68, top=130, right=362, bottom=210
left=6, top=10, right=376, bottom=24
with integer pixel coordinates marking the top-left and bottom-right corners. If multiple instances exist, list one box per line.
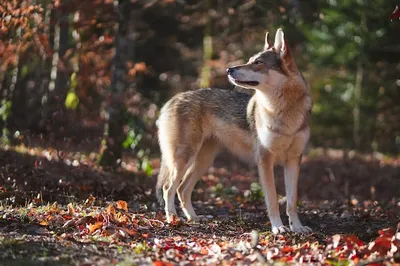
left=84, top=195, right=96, bottom=207
left=106, top=204, right=116, bottom=215
left=88, top=222, right=103, bottom=234
left=200, top=247, right=208, bottom=255
left=67, top=203, right=75, bottom=216
left=39, top=220, right=48, bottom=226
left=116, top=200, right=128, bottom=211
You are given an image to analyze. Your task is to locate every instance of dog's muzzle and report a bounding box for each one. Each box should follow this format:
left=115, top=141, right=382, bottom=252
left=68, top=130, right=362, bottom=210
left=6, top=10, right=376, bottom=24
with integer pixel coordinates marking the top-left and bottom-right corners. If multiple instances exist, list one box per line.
left=227, top=68, right=259, bottom=87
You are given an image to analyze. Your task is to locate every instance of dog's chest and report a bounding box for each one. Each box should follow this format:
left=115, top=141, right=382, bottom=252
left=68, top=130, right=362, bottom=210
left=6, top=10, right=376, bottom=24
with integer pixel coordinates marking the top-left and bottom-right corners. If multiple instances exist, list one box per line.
left=256, top=126, right=308, bottom=161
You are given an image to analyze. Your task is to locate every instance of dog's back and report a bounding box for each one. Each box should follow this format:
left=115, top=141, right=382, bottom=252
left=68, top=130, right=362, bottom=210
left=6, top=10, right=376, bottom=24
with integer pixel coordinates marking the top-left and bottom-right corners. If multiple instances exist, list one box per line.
left=156, top=88, right=254, bottom=205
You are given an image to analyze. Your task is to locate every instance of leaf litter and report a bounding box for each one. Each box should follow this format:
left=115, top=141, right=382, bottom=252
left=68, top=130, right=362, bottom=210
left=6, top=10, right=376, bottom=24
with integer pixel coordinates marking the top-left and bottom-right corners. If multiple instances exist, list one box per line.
left=0, top=148, right=400, bottom=265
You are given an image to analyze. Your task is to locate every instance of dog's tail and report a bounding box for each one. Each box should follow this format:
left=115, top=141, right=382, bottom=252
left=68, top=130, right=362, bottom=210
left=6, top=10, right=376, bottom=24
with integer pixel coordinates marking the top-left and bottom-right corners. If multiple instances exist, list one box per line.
left=156, top=162, right=169, bottom=207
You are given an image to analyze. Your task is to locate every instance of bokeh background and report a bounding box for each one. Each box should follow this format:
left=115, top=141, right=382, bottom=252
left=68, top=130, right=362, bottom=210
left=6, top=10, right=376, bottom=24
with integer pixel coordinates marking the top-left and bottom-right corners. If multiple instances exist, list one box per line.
left=1, top=0, right=399, bottom=171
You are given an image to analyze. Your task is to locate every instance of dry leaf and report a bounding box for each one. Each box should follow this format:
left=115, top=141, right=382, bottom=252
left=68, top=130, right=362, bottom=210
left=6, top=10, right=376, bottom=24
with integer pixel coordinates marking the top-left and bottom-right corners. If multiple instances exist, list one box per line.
left=116, top=200, right=128, bottom=211
left=88, top=221, right=103, bottom=234
left=67, top=203, right=75, bottom=216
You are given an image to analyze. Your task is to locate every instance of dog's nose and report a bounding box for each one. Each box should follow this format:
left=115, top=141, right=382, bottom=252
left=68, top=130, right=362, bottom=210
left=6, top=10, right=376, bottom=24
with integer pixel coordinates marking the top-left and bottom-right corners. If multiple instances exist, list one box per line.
left=226, top=68, right=234, bottom=75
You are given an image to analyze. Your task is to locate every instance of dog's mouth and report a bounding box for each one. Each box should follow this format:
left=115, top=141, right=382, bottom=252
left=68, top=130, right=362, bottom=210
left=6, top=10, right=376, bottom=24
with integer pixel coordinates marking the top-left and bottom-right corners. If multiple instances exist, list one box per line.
left=228, top=75, right=259, bottom=87
left=235, top=80, right=260, bottom=86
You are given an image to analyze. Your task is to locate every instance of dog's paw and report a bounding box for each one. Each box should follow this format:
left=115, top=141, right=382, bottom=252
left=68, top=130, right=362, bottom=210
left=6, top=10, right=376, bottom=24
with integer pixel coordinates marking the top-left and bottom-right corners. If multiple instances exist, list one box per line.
left=290, top=225, right=312, bottom=234
left=166, top=212, right=179, bottom=224
left=271, top=225, right=290, bottom=235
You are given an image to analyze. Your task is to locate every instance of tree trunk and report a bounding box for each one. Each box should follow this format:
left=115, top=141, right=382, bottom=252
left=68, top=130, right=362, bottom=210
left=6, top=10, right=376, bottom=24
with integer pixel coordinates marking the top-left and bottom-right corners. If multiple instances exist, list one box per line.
left=353, top=59, right=363, bottom=150
left=98, top=0, right=133, bottom=167
left=3, top=27, right=21, bottom=145
left=199, top=0, right=213, bottom=88
left=353, top=1, right=366, bottom=150
left=42, top=1, right=70, bottom=130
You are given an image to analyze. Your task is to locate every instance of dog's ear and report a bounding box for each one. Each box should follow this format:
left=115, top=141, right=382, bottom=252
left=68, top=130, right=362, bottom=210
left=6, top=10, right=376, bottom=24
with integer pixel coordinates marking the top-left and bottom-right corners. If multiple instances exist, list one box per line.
left=263, top=32, right=272, bottom=51
left=274, top=28, right=286, bottom=58
left=274, top=28, right=297, bottom=72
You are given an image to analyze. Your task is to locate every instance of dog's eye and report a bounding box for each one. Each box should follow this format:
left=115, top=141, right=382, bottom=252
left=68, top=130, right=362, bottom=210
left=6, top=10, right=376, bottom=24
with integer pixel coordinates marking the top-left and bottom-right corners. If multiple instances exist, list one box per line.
left=254, top=60, right=263, bottom=65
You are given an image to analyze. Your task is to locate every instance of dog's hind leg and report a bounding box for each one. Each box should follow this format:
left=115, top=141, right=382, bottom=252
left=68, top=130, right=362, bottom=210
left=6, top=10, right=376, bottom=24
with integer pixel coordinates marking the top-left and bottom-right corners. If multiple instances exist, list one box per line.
left=163, top=145, right=198, bottom=223
left=177, top=139, right=218, bottom=222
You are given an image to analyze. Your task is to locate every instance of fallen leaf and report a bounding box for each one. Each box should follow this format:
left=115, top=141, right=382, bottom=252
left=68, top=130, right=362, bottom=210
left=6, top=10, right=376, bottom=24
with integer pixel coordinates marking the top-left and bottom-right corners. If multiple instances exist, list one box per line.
left=85, top=195, right=96, bottom=207
left=88, top=221, right=103, bottom=234
left=116, top=200, right=128, bottom=211
left=67, top=203, right=75, bottom=215
left=390, top=5, right=400, bottom=21
left=153, top=261, right=174, bottom=266
left=106, top=204, right=116, bottom=215
left=39, top=220, right=48, bottom=226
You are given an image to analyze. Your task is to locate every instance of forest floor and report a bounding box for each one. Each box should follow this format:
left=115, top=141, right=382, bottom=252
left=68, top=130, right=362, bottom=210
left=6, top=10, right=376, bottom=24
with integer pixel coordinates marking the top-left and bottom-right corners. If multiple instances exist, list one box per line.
left=0, top=144, right=400, bottom=265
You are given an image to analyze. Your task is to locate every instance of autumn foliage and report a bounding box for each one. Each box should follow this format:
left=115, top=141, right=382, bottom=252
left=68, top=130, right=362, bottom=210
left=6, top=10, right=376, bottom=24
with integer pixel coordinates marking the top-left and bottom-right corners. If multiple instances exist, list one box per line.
left=0, top=0, right=400, bottom=265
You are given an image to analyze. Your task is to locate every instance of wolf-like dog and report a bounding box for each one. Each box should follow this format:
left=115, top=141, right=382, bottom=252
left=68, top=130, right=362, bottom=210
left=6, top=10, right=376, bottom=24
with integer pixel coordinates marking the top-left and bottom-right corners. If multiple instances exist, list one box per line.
left=156, top=29, right=312, bottom=234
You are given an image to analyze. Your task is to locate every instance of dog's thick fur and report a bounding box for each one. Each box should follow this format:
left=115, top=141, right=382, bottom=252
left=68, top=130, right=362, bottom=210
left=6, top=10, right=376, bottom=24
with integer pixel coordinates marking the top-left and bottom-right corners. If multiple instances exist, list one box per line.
left=156, top=29, right=312, bottom=234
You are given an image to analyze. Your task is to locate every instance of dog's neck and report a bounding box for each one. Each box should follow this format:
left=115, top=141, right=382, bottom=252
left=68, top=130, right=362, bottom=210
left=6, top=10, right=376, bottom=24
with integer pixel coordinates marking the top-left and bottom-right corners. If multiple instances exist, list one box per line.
left=254, top=75, right=311, bottom=136
left=255, top=74, right=309, bottom=115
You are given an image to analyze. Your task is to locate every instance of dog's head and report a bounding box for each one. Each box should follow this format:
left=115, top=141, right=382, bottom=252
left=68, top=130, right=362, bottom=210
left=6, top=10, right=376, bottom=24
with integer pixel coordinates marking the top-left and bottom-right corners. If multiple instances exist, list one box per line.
left=227, top=28, right=298, bottom=91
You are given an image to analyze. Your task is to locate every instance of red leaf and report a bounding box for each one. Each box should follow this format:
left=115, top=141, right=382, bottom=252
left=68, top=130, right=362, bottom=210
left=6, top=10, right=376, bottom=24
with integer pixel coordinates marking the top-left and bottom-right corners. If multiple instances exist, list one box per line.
left=378, top=228, right=395, bottom=237
left=153, top=261, right=174, bottom=266
left=369, top=236, right=392, bottom=255
left=346, top=235, right=364, bottom=247
left=390, top=5, right=400, bottom=21
left=281, top=246, right=295, bottom=253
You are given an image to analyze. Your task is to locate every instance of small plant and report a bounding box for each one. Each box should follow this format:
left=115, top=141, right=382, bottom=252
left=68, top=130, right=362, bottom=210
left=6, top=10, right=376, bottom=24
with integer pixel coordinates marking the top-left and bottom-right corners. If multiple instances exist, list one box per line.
left=0, top=99, right=12, bottom=145
left=244, top=182, right=264, bottom=203
left=122, top=115, right=153, bottom=176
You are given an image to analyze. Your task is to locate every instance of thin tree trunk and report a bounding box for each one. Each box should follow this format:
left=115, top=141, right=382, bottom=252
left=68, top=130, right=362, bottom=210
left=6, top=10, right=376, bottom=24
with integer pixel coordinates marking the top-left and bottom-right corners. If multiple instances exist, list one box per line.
left=353, top=1, right=366, bottom=150
left=199, top=0, right=212, bottom=88
left=40, top=1, right=54, bottom=130
left=48, top=23, right=60, bottom=93
left=56, top=9, right=69, bottom=100
left=42, top=0, right=70, bottom=132
left=98, top=0, right=133, bottom=167
left=353, top=60, right=363, bottom=150
left=3, top=27, right=21, bottom=144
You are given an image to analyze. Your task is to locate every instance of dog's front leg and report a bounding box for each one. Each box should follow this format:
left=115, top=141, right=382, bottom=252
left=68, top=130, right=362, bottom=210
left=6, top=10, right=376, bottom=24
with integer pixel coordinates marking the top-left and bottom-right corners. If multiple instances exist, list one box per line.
left=257, top=150, right=288, bottom=234
left=284, top=157, right=312, bottom=233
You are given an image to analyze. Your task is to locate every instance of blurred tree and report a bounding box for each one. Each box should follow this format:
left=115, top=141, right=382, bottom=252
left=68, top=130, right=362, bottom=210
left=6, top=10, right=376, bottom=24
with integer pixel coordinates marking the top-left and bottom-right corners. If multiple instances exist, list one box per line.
left=98, top=0, right=134, bottom=167
left=298, top=0, right=400, bottom=152
left=42, top=0, right=71, bottom=131
left=0, top=0, right=399, bottom=157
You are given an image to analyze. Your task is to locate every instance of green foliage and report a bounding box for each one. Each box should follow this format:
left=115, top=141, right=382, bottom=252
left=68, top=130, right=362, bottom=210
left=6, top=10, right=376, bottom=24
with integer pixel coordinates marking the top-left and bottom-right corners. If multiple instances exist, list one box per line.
left=296, top=0, right=399, bottom=151
left=0, top=100, right=12, bottom=123
left=0, top=100, right=12, bottom=145
left=122, top=129, right=142, bottom=150
left=244, top=182, right=264, bottom=203
left=123, top=116, right=153, bottom=176
left=65, top=73, right=80, bottom=110
left=65, top=91, right=79, bottom=110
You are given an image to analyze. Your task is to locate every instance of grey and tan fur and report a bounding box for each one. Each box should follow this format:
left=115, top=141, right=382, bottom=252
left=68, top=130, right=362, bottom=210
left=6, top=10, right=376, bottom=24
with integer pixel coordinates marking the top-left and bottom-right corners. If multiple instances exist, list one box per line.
left=156, top=29, right=312, bottom=234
